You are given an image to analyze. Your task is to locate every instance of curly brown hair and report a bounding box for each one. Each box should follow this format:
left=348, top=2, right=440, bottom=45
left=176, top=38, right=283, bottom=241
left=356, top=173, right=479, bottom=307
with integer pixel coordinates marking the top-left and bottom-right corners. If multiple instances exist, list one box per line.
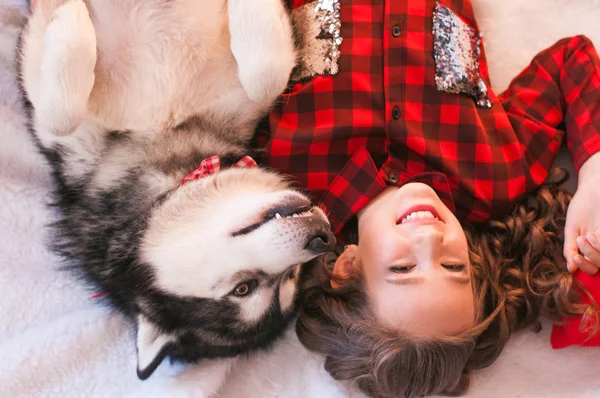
left=297, top=169, right=600, bottom=398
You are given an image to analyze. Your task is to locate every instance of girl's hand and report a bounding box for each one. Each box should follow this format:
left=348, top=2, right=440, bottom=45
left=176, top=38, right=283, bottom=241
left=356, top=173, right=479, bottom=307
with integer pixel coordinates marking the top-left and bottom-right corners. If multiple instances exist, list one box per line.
left=564, top=153, right=600, bottom=274
left=572, top=233, right=600, bottom=274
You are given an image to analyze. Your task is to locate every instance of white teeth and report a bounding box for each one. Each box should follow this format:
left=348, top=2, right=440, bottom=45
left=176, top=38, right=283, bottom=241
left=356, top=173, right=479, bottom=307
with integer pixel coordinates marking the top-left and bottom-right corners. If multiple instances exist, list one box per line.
left=274, top=210, right=312, bottom=220
left=400, top=211, right=437, bottom=224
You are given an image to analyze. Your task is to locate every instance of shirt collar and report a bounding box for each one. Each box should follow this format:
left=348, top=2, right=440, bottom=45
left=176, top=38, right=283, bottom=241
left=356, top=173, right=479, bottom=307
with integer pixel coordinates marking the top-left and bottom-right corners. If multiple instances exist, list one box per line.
left=318, top=147, right=455, bottom=241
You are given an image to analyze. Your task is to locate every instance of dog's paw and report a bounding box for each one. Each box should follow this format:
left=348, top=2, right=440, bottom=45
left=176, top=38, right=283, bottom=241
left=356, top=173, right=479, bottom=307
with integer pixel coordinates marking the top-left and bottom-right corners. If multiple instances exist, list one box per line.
left=229, top=0, right=297, bottom=103
left=237, top=50, right=297, bottom=103
left=32, top=0, right=70, bottom=16
left=36, top=0, right=97, bottom=136
left=42, top=0, right=97, bottom=82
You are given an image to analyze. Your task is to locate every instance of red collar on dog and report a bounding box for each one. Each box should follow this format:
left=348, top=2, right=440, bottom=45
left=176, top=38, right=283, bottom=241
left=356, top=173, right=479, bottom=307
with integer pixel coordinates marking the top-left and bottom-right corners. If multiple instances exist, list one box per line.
left=181, top=155, right=258, bottom=185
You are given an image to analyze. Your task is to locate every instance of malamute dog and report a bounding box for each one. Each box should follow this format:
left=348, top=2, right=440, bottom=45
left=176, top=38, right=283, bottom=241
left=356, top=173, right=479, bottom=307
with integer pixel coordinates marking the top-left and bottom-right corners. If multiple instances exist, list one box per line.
left=18, top=0, right=335, bottom=381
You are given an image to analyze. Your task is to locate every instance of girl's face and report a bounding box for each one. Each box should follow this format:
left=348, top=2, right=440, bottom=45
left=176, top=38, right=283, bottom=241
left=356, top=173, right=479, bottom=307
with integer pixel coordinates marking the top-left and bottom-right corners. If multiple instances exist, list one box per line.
left=335, top=183, right=475, bottom=336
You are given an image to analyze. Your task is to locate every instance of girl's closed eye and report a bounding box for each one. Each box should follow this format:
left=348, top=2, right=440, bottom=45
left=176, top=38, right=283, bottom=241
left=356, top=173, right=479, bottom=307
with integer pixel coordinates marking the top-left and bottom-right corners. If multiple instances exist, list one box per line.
left=389, top=264, right=465, bottom=273
left=442, top=264, right=465, bottom=272
left=390, top=265, right=416, bottom=273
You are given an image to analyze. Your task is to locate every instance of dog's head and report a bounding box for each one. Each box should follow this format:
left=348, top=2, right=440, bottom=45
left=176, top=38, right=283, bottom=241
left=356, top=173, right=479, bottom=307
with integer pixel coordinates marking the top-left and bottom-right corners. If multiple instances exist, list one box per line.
left=133, top=167, right=335, bottom=379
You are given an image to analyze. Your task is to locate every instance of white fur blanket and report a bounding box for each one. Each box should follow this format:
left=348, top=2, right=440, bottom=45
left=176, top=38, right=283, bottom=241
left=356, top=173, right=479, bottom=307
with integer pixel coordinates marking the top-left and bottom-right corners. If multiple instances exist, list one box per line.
left=2, top=1, right=600, bottom=397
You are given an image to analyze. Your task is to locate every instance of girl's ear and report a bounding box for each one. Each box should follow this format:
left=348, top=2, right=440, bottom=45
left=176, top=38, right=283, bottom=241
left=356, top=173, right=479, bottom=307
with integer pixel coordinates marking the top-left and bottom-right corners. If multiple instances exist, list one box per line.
left=331, top=245, right=360, bottom=288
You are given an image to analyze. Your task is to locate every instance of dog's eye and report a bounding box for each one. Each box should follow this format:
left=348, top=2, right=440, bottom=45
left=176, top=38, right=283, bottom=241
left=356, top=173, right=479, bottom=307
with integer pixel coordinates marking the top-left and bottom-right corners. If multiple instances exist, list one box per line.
left=288, top=269, right=296, bottom=280
left=234, top=284, right=250, bottom=296
left=232, top=280, right=258, bottom=297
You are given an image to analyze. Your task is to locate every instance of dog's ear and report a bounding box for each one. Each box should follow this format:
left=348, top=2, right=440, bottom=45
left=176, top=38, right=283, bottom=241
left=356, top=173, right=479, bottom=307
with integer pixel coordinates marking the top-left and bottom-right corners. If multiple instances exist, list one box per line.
left=135, top=314, right=175, bottom=380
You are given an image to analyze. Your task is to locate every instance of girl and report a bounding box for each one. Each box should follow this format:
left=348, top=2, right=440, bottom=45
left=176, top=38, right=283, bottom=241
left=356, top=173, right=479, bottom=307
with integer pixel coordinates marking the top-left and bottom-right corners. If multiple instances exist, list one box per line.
left=257, top=0, right=600, bottom=396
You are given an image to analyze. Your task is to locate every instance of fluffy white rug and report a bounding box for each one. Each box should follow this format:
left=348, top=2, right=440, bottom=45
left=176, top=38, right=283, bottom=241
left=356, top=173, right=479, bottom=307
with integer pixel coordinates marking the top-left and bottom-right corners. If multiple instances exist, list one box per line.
left=1, top=1, right=600, bottom=397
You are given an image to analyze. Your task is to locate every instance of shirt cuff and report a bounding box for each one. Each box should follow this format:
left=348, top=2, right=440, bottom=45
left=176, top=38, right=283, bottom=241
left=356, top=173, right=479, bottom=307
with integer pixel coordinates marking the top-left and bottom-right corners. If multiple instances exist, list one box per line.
left=572, top=133, right=600, bottom=172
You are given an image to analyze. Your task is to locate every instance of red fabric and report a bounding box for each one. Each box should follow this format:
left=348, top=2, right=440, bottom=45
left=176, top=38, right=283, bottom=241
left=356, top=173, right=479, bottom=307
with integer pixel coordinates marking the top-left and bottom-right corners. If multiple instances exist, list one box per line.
left=260, top=0, right=600, bottom=242
left=551, top=272, right=600, bottom=348
left=181, top=156, right=257, bottom=185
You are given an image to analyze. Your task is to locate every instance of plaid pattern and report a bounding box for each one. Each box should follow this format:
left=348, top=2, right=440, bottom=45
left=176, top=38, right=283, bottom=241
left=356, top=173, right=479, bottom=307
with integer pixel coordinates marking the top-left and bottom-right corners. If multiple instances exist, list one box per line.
left=181, top=156, right=257, bottom=185
left=262, top=0, right=600, bottom=239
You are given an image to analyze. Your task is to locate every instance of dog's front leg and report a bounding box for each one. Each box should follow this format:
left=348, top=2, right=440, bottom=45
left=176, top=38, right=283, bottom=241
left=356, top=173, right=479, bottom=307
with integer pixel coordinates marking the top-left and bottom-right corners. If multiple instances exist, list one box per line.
left=31, top=0, right=97, bottom=136
left=136, top=357, right=238, bottom=398
left=177, top=357, right=238, bottom=397
left=228, top=0, right=296, bottom=103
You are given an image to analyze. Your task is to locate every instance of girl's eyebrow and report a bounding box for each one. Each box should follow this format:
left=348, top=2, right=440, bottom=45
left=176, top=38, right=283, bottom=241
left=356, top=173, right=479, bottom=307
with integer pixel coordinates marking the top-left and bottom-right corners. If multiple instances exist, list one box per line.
left=386, top=276, right=424, bottom=285
left=446, top=274, right=471, bottom=285
left=386, top=274, right=470, bottom=285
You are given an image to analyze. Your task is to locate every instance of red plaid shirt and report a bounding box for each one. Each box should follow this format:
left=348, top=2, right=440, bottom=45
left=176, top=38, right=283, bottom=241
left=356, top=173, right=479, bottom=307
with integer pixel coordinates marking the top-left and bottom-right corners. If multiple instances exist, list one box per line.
left=260, top=0, right=600, bottom=241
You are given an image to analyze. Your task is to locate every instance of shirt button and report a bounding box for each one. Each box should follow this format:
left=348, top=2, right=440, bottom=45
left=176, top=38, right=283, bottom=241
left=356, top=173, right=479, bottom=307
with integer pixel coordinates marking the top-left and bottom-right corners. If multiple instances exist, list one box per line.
left=392, top=107, right=401, bottom=120
left=389, top=172, right=399, bottom=183
left=392, top=25, right=401, bottom=37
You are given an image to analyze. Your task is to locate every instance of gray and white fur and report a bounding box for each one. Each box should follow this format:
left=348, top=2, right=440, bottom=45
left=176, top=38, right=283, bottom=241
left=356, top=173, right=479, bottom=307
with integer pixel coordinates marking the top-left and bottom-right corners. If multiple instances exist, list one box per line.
left=17, top=0, right=335, bottom=382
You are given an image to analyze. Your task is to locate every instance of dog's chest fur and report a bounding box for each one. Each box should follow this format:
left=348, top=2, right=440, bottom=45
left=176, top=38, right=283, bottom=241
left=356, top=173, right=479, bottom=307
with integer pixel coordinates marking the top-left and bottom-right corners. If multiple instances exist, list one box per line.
left=85, top=0, right=253, bottom=134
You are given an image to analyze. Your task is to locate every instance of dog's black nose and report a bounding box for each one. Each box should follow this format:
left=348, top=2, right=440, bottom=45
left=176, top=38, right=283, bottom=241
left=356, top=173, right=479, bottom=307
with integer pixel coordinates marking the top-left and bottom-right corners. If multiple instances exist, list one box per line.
left=307, top=231, right=336, bottom=253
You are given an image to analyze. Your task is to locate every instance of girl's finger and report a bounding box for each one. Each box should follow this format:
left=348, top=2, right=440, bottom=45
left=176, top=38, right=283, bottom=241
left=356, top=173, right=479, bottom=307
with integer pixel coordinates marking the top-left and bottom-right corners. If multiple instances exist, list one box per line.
left=586, top=232, right=600, bottom=250
left=574, top=254, right=600, bottom=275
left=564, top=226, right=581, bottom=272
left=577, top=236, right=600, bottom=266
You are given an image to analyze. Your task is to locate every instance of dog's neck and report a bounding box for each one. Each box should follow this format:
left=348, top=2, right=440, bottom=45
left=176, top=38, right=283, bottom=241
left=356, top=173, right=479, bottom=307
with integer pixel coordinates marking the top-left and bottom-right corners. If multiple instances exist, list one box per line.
left=180, top=155, right=258, bottom=186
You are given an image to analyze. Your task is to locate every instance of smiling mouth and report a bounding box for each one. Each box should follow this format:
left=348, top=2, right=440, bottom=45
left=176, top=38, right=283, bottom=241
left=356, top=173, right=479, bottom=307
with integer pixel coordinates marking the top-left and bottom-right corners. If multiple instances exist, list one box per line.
left=397, top=205, right=444, bottom=225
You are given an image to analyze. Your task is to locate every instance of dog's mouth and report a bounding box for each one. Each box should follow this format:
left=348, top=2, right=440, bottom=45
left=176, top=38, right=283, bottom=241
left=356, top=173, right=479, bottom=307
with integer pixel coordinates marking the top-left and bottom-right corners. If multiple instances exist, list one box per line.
left=230, top=198, right=331, bottom=240
left=231, top=203, right=317, bottom=237
left=265, top=204, right=313, bottom=221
